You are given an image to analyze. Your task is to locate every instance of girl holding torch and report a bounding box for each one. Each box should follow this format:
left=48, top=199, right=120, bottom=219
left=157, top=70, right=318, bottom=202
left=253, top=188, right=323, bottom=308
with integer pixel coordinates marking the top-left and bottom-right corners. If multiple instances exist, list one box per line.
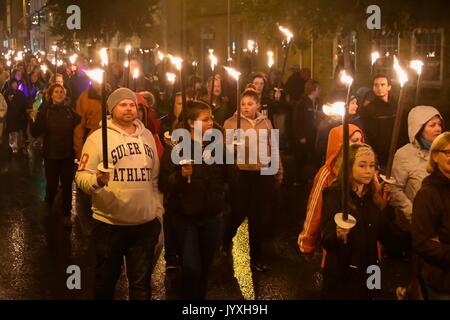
left=159, top=100, right=235, bottom=299
left=222, top=84, right=283, bottom=272
left=321, top=143, right=390, bottom=299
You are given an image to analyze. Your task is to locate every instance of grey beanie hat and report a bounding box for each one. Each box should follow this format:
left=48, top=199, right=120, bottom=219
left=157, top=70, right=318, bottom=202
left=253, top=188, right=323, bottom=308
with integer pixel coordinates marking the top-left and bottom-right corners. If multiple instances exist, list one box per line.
left=106, top=88, right=137, bottom=113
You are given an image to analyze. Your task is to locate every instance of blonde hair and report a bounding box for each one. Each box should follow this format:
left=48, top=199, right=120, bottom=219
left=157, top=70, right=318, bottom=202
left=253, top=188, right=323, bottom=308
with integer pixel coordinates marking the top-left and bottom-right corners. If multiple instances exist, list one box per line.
left=427, top=131, right=450, bottom=173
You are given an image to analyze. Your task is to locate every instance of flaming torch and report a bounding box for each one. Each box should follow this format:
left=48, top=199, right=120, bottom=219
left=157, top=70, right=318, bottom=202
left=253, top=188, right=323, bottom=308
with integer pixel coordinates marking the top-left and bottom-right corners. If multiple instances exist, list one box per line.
left=69, top=53, right=78, bottom=72
left=371, top=51, right=380, bottom=75
left=267, top=50, right=274, bottom=70
left=125, top=44, right=132, bottom=88
left=381, top=56, right=408, bottom=183
left=133, top=67, right=139, bottom=92
left=278, top=24, right=294, bottom=84
left=166, top=72, right=176, bottom=85
left=410, top=59, right=424, bottom=105
left=168, top=54, right=186, bottom=120
left=87, top=48, right=112, bottom=172
left=166, top=72, right=176, bottom=106
left=224, top=66, right=241, bottom=132
left=208, top=49, right=218, bottom=106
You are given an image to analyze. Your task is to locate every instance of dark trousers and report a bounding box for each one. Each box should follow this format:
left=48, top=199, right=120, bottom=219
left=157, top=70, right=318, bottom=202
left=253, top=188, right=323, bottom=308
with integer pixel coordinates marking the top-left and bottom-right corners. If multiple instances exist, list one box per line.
left=292, top=139, right=314, bottom=183
left=163, top=209, right=179, bottom=266
left=44, top=157, right=74, bottom=216
left=93, top=219, right=161, bottom=300
left=177, top=213, right=222, bottom=299
left=224, top=171, right=275, bottom=264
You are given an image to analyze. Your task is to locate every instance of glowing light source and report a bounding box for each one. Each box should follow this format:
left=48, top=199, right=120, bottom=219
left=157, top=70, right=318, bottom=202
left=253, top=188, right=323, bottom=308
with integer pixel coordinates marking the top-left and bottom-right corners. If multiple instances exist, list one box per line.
left=86, top=68, right=104, bottom=84
left=267, top=51, right=274, bottom=68
left=393, top=56, right=408, bottom=88
left=278, top=25, right=293, bottom=43
left=410, top=60, right=424, bottom=76
left=322, top=102, right=346, bottom=117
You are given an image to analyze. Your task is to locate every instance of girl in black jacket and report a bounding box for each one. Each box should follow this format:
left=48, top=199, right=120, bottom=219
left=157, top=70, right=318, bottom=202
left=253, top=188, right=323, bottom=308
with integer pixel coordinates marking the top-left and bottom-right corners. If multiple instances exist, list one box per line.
left=413, top=132, right=450, bottom=299
left=321, top=143, right=389, bottom=299
left=159, top=100, right=236, bottom=299
left=30, top=83, right=80, bottom=226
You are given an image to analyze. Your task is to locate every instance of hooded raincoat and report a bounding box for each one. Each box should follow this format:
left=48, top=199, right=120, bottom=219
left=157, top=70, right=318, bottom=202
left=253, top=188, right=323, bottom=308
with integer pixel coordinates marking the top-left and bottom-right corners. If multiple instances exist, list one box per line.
left=390, top=106, right=443, bottom=232
left=298, top=124, right=364, bottom=255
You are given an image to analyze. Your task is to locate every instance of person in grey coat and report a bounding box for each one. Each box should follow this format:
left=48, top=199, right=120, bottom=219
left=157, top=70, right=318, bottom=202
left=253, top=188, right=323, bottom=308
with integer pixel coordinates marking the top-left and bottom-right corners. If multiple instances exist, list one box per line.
left=390, top=106, right=444, bottom=233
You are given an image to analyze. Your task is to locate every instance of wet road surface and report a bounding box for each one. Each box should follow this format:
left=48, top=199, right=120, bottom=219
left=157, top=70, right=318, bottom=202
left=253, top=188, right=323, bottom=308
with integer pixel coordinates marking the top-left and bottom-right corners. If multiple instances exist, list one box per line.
left=0, top=145, right=412, bottom=300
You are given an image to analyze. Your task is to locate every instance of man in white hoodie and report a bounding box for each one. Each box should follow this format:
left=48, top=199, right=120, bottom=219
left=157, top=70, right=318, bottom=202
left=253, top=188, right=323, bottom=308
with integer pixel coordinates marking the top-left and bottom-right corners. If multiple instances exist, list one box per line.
left=76, top=88, right=163, bottom=300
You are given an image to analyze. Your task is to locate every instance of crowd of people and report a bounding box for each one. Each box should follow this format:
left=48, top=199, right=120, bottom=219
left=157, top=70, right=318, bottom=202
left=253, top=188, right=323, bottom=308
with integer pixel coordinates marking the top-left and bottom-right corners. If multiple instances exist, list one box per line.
left=0, top=50, right=449, bottom=300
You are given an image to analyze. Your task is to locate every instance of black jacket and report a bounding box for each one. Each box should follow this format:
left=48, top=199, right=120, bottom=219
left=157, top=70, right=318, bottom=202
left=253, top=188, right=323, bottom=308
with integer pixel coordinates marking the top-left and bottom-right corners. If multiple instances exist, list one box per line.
left=361, top=97, right=398, bottom=167
left=68, top=73, right=90, bottom=107
left=321, top=185, right=384, bottom=299
left=30, top=103, right=80, bottom=160
left=285, top=72, right=305, bottom=102
left=159, top=138, right=238, bottom=218
left=412, top=169, right=450, bottom=293
left=292, top=95, right=317, bottom=148
left=5, top=89, right=28, bottom=132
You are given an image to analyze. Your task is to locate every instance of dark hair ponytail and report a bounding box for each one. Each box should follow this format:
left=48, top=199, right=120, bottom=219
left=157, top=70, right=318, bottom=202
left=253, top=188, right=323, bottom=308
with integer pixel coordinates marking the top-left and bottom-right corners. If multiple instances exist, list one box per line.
left=240, top=83, right=260, bottom=103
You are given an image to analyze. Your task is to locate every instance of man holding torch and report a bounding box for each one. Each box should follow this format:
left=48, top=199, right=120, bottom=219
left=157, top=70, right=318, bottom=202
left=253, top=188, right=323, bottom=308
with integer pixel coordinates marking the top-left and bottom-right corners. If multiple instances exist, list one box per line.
left=75, top=87, right=163, bottom=299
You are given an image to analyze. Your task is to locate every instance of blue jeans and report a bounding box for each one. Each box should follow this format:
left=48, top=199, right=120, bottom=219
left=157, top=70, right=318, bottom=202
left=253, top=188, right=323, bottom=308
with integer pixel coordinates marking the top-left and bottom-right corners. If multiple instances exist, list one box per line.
left=177, top=213, right=222, bottom=299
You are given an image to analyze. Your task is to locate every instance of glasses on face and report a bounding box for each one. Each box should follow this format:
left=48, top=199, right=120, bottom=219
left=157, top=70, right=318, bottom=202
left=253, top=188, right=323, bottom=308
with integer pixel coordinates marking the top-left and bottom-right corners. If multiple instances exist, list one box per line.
left=436, top=150, right=450, bottom=157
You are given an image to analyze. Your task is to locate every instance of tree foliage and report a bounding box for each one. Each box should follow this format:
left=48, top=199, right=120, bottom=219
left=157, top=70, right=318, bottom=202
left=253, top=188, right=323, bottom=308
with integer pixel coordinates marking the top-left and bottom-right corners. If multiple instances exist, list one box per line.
left=237, top=0, right=450, bottom=43
left=46, top=0, right=159, bottom=47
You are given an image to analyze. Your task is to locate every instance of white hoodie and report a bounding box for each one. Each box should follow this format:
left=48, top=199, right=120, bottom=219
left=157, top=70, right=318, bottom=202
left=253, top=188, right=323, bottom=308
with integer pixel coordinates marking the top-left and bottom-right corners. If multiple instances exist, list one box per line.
left=76, top=118, right=164, bottom=226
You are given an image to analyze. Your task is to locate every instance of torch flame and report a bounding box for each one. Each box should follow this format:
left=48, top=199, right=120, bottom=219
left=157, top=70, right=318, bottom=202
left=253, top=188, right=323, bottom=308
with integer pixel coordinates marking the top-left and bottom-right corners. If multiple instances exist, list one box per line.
left=86, top=68, right=104, bottom=84
left=208, top=49, right=218, bottom=71
left=247, top=40, right=255, bottom=53
left=278, top=25, right=293, bottom=43
left=157, top=51, right=165, bottom=62
left=168, top=54, right=183, bottom=71
left=322, top=102, right=346, bottom=117
left=340, top=70, right=353, bottom=86
left=133, top=68, right=139, bottom=79
left=267, top=51, right=274, bottom=68
left=125, top=44, right=132, bottom=54
left=99, top=48, right=108, bottom=67
left=123, top=60, right=129, bottom=68
left=371, top=51, right=380, bottom=65
left=410, top=60, right=424, bottom=76
left=41, top=64, right=47, bottom=74
left=69, top=54, right=78, bottom=65
left=393, top=56, right=408, bottom=88
left=166, top=72, right=176, bottom=84
left=224, top=66, right=241, bottom=81
left=16, top=51, right=23, bottom=62
left=52, top=45, right=58, bottom=52
left=6, top=60, right=11, bottom=67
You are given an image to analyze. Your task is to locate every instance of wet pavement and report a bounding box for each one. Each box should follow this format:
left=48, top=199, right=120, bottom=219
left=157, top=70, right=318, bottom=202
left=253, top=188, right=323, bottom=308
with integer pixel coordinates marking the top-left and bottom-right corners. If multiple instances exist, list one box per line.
left=0, top=144, right=412, bottom=300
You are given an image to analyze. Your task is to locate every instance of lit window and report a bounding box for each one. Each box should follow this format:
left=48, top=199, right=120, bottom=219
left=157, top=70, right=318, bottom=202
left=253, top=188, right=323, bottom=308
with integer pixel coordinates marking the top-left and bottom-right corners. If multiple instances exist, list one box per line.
left=412, top=29, right=444, bottom=86
left=332, top=32, right=357, bottom=79
left=371, top=34, right=399, bottom=80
